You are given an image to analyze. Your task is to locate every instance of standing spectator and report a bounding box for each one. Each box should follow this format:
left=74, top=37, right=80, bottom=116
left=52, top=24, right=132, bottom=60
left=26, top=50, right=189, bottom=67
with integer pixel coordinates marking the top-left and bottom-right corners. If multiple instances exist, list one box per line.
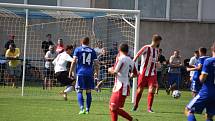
left=157, top=49, right=167, bottom=92
left=42, top=34, right=54, bottom=54
left=158, top=49, right=166, bottom=64
left=188, top=51, right=199, bottom=80
left=5, top=43, right=21, bottom=88
left=56, top=38, right=64, bottom=54
left=94, top=41, right=103, bottom=55
left=95, top=48, right=112, bottom=91
left=0, top=55, right=7, bottom=86
left=167, top=50, right=183, bottom=94
left=4, top=34, right=15, bottom=55
left=44, top=45, right=57, bottom=90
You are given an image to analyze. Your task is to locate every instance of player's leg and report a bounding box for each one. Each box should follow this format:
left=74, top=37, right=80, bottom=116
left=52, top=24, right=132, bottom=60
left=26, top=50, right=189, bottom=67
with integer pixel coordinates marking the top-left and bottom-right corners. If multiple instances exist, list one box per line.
left=85, top=76, right=95, bottom=113
left=185, top=92, right=207, bottom=121
left=147, top=76, right=158, bottom=112
left=205, top=98, right=215, bottom=121
left=205, top=114, right=213, bottom=121
left=86, top=89, right=92, bottom=113
left=133, top=74, right=146, bottom=111
left=76, top=76, right=85, bottom=114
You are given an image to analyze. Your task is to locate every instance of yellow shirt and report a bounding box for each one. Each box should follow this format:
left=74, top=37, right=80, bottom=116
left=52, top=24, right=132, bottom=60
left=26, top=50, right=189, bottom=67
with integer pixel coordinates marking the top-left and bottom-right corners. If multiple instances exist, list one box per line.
left=5, top=48, right=21, bottom=67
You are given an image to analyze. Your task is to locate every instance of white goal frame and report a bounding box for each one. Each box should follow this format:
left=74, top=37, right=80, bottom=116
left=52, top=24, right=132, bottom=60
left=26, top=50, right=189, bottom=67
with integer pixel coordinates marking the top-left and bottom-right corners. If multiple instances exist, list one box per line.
left=0, top=3, right=140, bottom=103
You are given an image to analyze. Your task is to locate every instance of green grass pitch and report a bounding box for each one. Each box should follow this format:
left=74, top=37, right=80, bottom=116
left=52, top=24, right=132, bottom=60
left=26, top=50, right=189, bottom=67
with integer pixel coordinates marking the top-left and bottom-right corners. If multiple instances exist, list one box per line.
left=0, top=87, right=207, bottom=121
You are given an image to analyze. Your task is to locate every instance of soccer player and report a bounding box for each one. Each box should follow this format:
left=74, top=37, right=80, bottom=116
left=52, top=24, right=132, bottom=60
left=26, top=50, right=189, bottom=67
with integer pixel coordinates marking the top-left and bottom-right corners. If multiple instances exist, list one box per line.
left=187, top=47, right=209, bottom=97
left=52, top=45, right=75, bottom=101
left=70, top=37, right=99, bottom=114
left=108, top=43, right=138, bottom=121
left=132, top=34, right=162, bottom=112
left=185, top=42, right=215, bottom=121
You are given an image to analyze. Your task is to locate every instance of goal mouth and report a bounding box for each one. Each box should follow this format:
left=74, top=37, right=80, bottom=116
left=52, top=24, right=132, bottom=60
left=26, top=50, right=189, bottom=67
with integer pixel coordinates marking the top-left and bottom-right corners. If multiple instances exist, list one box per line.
left=0, top=3, right=140, bottom=102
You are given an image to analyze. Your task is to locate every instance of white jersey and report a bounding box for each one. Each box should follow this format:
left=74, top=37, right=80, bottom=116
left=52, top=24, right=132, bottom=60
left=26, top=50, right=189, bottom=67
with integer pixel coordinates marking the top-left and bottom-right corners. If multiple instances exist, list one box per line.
left=189, top=56, right=198, bottom=77
left=113, top=55, right=137, bottom=96
left=52, top=51, right=73, bottom=73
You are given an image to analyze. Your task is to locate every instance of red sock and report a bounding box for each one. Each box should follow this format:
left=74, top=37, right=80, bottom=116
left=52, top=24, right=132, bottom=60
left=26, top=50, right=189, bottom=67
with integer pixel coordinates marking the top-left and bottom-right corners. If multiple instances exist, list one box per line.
left=147, top=93, right=154, bottom=110
left=110, top=110, right=118, bottom=121
left=134, top=91, right=143, bottom=109
left=117, top=108, right=133, bottom=121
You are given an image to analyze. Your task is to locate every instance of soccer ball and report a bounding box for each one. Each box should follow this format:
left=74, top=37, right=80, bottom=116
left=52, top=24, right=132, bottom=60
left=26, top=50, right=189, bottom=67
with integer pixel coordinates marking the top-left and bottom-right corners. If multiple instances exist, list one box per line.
left=172, top=90, right=181, bottom=99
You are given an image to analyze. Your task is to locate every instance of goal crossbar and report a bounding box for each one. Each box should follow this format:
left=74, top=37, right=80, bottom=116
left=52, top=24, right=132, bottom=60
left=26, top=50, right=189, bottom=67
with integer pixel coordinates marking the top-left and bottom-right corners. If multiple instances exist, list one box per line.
left=0, top=3, right=140, bottom=15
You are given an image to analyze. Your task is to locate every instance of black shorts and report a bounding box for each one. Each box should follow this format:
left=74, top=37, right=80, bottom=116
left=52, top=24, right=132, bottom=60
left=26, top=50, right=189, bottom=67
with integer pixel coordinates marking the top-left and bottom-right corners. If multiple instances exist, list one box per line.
left=44, top=68, right=54, bottom=77
left=55, top=71, right=74, bottom=86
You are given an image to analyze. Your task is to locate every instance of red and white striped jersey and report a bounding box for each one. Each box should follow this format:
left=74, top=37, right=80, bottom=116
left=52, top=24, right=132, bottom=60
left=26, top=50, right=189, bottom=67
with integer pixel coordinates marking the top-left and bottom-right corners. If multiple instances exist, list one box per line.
left=134, top=45, right=158, bottom=77
left=113, top=54, right=137, bottom=96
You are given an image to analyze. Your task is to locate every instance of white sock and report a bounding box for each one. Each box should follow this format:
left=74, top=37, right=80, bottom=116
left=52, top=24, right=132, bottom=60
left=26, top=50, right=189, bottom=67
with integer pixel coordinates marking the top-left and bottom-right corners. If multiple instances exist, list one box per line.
left=64, top=86, right=73, bottom=93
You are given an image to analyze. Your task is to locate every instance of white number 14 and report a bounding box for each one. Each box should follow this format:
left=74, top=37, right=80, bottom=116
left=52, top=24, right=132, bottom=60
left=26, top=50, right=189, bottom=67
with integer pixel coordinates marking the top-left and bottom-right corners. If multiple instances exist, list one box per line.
left=82, top=53, right=91, bottom=65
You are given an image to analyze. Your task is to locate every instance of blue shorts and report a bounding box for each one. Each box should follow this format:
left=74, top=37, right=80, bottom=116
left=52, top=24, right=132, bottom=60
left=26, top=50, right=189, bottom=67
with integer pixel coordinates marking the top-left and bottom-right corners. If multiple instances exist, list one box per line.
left=75, top=75, right=95, bottom=90
left=168, top=73, right=181, bottom=85
left=186, top=89, right=215, bottom=115
left=190, top=80, right=202, bottom=93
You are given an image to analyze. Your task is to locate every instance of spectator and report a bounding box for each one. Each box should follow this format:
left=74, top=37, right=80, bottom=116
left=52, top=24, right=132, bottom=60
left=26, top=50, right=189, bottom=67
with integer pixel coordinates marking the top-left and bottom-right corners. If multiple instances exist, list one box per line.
left=42, top=34, right=54, bottom=54
left=94, top=41, right=103, bottom=55
left=157, top=49, right=167, bottom=91
left=4, top=34, right=15, bottom=55
left=188, top=50, right=199, bottom=80
left=56, top=38, right=64, bottom=54
left=5, top=43, right=21, bottom=88
left=158, top=49, right=166, bottom=64
left=44, top=45, right=57, bottom=90
left=167, top=50, right=183, bottom=94
left=0, top=55, right=7, bottom=86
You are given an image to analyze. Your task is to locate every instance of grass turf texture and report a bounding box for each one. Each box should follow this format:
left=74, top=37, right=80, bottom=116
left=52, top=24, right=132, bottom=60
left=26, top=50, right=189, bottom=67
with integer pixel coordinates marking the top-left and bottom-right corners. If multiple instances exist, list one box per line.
left=0, top=87, right=206, bottom=121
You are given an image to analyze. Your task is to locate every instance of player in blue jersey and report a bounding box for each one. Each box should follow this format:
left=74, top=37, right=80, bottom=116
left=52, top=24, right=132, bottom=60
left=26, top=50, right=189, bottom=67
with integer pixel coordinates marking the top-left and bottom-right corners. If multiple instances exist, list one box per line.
left=70, top=37, right=99, bottom=114
left=185, top=42, right=215, bottom=121
left=187, top=47, right=209, bottom=97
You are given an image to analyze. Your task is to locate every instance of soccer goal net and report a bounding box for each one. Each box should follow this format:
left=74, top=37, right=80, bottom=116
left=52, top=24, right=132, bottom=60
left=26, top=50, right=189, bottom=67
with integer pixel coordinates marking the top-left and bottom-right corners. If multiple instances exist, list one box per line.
left=0, top=3, right=140, bottom=101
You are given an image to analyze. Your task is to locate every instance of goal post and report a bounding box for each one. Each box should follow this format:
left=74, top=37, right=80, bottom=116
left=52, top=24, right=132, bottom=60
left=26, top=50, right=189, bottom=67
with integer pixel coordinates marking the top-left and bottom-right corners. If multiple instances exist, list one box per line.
left=0, top=3, right=140, bottom=102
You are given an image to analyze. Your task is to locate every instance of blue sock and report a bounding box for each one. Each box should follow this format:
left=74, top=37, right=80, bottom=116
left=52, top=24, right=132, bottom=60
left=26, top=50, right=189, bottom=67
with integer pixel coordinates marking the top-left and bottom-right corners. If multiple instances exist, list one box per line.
left=77, top=92, right=84, bottom=111
left=206, top=119, right=213, bottom=121
left=187, top=114, right=196, bottom=121
left=86, top=92, right=92, bottom=112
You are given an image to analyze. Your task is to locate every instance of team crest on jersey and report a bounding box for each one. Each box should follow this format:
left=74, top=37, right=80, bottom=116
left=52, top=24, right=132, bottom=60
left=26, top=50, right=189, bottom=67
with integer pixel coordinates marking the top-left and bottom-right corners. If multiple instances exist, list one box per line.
left=82, top=48, right=92, bottom=52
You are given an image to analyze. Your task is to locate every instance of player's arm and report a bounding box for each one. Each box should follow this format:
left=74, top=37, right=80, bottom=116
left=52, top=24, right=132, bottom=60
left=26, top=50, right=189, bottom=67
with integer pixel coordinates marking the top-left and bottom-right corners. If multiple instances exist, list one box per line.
left=108, top=58, right=123, bottom=75
left=69, top=57, right=77, bottom=78
left=200, top=60, right=209, bottom=83
left=44, top=52, right=54, bottom=61
left=94, top=60, right=99, bottom=78
left=187, top=64, right=202, bottom=71
left=133, top=46, right=147, bottom=62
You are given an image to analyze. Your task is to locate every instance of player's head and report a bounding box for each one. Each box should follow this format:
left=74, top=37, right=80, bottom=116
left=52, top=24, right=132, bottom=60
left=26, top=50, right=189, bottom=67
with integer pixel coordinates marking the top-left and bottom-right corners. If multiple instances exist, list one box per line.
left=9, top=43, right=16, bottom=52
left=46, top=34, right=52, bottom=41
left=8, top=34, right=15, bottom=41
left=199, top=47, right=207, bottom=56
left=119, top=43, right=129, bottom=55
left=194, top=50, right=199, bottom=57
left=81, top=37, right=90, bottom=45
left=65, top=45, right=73, bottom=55
left=58, top=38, right=63, bottom=45
left=152, top=34, right=162, bottom=47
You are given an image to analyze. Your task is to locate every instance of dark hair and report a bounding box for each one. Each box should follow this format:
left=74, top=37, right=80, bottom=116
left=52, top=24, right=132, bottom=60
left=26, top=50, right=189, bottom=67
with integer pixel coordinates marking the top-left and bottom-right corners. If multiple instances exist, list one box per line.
left=199, top=47, right=207, bottom=54
left=194, top=50, right=199, bottom=54
left=159, top=48, right=162, bottom=52
left=119, top=43, right=129, bottom=53
left=152, top=34, right=162, bottom=42
left=82, top=37, right=90, bottom=45
left=10, top=43, right=16, bottom=48
left=46, top=34, right=51, bottom=37
left=65, top=45, right=73, bottom=51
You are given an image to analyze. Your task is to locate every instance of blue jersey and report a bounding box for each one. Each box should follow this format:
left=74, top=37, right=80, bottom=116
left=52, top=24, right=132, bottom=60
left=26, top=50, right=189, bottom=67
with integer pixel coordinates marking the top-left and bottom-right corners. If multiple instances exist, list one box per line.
left=192, top=56, right=209, bottom=81
left=201, top=57, right=215, bottom=90
left=73, top=45, right=97, bottom=76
